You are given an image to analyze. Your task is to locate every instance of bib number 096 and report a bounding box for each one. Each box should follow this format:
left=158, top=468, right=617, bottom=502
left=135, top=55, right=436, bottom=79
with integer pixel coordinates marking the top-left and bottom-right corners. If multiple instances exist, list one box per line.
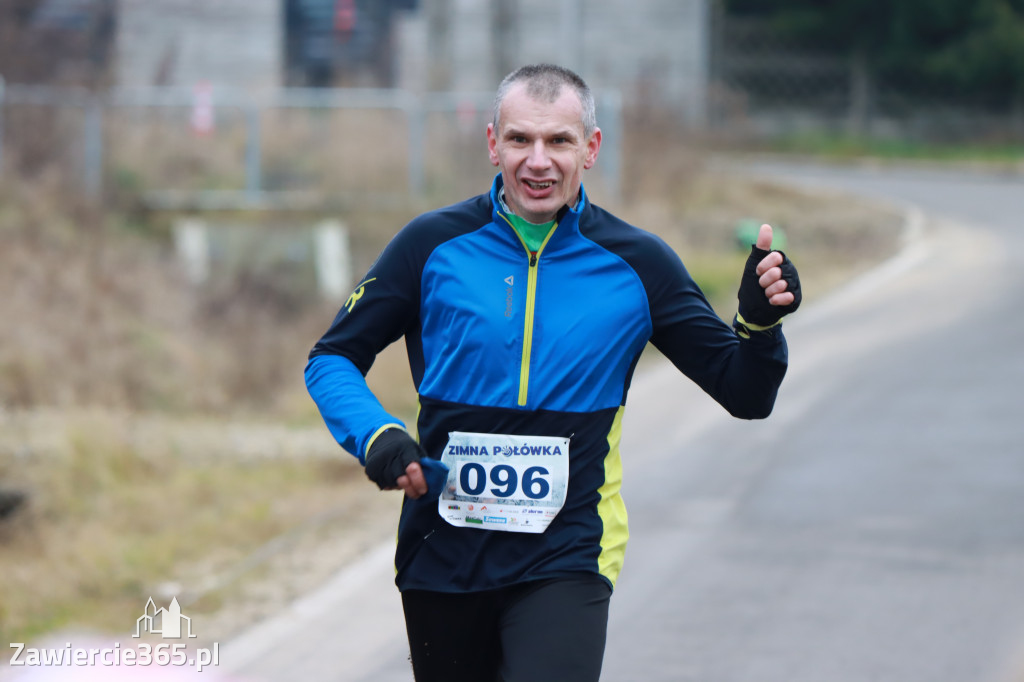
left=456, top=462, right=551, bottom=501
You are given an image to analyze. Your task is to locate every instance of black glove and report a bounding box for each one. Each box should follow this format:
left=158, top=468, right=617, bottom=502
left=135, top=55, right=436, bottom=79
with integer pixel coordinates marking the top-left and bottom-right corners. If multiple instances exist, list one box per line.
left=364, top=429, right=425, bottom=490
left=737, top=245, right=802, bottom=328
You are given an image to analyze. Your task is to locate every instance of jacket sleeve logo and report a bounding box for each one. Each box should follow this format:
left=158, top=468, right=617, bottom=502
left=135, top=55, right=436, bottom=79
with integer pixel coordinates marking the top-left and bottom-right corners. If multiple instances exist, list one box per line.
left=504, top=275, right=514, bottom=318
left=345, top=278, right=377, bottom=312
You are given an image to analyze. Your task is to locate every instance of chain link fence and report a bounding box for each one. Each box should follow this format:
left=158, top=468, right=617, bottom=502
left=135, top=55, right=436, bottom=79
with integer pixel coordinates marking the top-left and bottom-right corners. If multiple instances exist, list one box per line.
left=0, top=80, right=622, bottom=208
left=710, top=10, right=1024, bottom=145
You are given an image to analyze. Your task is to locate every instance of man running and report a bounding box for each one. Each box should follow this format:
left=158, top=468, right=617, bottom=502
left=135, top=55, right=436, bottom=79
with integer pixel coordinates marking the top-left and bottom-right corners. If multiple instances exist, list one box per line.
left=305, top=63, right=800, bottom=682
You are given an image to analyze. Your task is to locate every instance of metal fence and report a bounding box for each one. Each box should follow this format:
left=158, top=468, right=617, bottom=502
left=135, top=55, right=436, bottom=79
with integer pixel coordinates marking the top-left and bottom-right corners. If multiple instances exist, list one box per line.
left=710, top=12, right=1024, bottom=144
left=0, top=79, right=623, bottom=208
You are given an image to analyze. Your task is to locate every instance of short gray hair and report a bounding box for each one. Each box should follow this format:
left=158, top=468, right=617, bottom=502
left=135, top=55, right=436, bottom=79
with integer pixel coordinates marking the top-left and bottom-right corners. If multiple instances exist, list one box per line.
left=492, top=64, right=597, bottom=137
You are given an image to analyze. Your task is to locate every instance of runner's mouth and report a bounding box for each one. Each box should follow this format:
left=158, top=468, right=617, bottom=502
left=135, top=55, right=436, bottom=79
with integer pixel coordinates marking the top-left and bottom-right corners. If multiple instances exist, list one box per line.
left=523, top=180, right=554, bottom=190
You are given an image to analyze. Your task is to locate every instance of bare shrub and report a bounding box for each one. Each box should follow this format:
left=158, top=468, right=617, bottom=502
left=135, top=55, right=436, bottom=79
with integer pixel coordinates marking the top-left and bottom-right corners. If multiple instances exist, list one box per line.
left=0, top=176, right=336, bottom=415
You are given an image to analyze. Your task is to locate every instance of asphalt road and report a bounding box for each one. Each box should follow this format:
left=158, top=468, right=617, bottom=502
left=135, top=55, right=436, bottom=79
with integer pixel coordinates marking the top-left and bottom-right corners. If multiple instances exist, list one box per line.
left=224, top=162, right=1024, bottom=682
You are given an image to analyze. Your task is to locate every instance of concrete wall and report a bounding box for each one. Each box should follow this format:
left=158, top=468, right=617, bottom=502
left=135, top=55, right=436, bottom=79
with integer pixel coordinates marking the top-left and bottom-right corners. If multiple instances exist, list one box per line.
left=394, top=0, right=710, bottom=125
left=116, top=0, right=282, bottom=90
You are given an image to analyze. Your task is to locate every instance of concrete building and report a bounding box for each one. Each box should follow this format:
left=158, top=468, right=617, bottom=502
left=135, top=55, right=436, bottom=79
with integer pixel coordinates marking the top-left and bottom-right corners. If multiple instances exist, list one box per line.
left=111, top=0, right=711, bottom=123
left=116, top=0, right=282, bottom=90
left=394, top=0, right=711, bottom=125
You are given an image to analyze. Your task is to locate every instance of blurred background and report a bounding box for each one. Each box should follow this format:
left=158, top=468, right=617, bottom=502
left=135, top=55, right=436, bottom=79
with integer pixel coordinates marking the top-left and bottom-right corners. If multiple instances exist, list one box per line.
left=0, top=0, right=1021, bottom=661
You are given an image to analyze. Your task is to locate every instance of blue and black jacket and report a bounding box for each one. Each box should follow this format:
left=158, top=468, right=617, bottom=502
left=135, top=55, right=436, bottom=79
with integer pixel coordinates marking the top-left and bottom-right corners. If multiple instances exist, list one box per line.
left=305, top=173, right=788, bottom=593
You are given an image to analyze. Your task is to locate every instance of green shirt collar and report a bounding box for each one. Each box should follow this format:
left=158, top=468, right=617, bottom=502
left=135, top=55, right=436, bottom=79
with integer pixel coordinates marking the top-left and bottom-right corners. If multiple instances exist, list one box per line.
left=497, top=187, right=556, bottom=252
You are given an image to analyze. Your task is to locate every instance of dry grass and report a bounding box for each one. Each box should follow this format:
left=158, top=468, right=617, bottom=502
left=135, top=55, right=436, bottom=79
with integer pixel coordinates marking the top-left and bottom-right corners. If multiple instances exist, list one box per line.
left=612, top=108, right=905, bottom=314
left=0, top=105, right=904, bottom=645
left=0, top=169, right=420, bottom=644
left=0, top=408, right=405, bottom=645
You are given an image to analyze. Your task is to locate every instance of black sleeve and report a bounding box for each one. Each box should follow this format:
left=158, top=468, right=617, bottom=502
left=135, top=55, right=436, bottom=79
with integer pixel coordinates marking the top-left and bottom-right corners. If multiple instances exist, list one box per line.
left=309, top=194, right=491, bottom=379
left=585, top=207, right=788, bottom=419
left=309, top=217, right=428, bottom=375
left=644, top=237, right=788, bottom=419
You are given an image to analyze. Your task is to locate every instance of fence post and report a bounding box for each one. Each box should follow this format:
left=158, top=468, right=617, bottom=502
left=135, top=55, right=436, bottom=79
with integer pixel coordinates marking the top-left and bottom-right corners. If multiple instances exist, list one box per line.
left=314, top=220, right=352, bottom=301
left=598, top=91, right=622, bottom=203
left=174, top=218, right=210, bottom=284
left=407, top=96, right=425, bottom=196
left=83, top=95, right=104, bottom=199
left=0, top=76, right=6, bottom=177
left=245, top=103, right=263, bottom=198
left=847, top=49, right=872, bottom=137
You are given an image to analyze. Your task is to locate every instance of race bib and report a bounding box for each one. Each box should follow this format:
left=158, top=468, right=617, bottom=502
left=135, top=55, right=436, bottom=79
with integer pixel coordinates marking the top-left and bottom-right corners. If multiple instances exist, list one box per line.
left=437, top=432, right=569, bottom=534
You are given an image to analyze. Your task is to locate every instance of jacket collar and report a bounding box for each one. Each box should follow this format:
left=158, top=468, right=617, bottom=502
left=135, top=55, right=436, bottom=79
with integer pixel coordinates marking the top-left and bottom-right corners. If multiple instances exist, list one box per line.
left=489, top=173, right=587, bottom=240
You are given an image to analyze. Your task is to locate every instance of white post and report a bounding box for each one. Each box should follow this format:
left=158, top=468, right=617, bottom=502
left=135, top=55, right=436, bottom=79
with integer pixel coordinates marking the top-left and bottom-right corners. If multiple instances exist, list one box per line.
left=174, top=218, right=210, bottom=284
left=314, top=220, right=351, bottom=301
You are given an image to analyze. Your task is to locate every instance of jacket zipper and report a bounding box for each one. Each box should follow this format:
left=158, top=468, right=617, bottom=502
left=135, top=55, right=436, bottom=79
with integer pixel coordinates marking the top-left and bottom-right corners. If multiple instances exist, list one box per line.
left=516, top=225, right=557, bottom=407
left=518, top=250, right=539, bottom=406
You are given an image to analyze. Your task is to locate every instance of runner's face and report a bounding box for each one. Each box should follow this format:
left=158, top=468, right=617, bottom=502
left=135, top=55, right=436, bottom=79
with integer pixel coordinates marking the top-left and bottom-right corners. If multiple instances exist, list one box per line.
left=487, top=83, right=601, bottom=224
